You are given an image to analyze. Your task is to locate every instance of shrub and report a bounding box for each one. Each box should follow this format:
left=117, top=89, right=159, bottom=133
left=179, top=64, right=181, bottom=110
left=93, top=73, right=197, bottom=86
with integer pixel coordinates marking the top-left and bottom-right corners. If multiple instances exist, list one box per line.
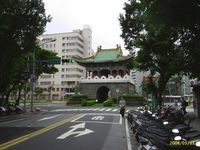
left=87, top=100, right=96, bottom=106
left=118, top=93, right=145, bottom=106
left=81, top=100, right=87, bottom=106
left=71, top=93, right=88, bottom=99
left=69, top=93, right=88, bottom=105
left=103, top=99, right=113, bottom=107
left=81, top=100, right=96, bottom=106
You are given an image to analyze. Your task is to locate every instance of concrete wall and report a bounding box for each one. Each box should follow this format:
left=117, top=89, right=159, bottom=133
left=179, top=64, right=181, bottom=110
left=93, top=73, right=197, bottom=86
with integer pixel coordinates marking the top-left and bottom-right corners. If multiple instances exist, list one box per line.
left=75, top=82, right=135, bottom=99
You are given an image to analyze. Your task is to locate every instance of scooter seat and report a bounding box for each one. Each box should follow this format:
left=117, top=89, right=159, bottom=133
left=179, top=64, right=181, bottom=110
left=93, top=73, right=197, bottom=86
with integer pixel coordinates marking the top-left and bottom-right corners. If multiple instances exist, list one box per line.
left=184, top=131, right=200, bottom=140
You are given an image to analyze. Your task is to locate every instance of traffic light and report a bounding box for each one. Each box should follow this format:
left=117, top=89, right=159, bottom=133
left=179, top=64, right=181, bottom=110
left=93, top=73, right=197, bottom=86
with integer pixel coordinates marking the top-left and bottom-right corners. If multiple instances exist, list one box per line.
left=62, top=57, right=73, bottom=63
left=48, top=57, right=61, bottom=65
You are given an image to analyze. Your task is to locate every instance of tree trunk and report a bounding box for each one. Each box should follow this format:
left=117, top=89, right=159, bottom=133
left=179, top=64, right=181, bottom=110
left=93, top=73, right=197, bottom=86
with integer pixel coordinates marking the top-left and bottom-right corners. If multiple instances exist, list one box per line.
left=16, top=84, right=23, bottom=105
left=157, top=73, right=170, bottom=106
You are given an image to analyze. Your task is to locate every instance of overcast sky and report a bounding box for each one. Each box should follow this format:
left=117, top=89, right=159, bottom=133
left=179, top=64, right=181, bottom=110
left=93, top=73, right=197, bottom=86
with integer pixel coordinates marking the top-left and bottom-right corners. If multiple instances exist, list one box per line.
left=43, top=0, right=128, bottom=54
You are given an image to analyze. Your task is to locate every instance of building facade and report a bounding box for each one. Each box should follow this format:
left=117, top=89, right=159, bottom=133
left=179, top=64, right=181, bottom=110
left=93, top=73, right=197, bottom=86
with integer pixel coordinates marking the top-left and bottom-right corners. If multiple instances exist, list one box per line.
left=75, top=45, right=135, bottom=102
left=36, top=25, right=93, bottom=100
left=130, top=70, right=149, bottom=96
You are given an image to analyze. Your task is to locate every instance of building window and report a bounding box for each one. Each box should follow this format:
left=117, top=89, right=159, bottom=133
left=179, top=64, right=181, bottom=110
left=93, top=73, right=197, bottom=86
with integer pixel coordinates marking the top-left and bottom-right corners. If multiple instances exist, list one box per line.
left=40, top=75, right=51, bottom=79
left=40, top=82, right=51, bottom=85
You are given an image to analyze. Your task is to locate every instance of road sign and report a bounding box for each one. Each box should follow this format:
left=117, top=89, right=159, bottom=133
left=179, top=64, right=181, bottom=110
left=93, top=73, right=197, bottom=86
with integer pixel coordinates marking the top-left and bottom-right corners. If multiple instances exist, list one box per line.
left=56, top=123, right=94, bottom=139
left=48, top=57, right=61, bottom=65
left=62, top=57, right=73, bottom=63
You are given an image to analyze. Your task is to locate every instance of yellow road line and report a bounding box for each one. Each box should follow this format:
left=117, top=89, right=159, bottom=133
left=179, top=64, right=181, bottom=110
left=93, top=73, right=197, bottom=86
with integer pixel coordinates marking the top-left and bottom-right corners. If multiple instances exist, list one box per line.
left=0, top=114, right=83, bottom=150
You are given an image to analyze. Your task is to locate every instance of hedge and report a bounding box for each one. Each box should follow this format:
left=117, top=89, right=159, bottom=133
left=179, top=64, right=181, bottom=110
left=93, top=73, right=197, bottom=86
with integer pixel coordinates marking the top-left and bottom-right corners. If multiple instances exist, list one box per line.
left=103, top=99, right=113, bottom=107
left=81, top=100, right=96, bottom=106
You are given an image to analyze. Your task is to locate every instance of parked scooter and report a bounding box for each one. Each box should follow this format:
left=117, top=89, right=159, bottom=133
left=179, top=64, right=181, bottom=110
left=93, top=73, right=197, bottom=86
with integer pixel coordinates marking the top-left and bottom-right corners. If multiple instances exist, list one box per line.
left=127, top=106, right=200, bottom=150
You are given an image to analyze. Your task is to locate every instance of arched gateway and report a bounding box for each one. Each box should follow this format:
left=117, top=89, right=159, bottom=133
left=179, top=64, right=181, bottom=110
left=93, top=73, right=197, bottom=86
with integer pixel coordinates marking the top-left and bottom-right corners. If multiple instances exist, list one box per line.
left=96, top=86, right=110, bottom=102
left=74, top=45, right=135, bottom=102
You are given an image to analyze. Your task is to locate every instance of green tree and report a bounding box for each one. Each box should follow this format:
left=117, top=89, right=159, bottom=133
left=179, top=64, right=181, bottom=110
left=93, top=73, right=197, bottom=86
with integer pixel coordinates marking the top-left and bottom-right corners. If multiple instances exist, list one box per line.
left=11, top=48, right=58, bottom=104
left=119, top=0, right=186, bottom=106
left=136, top=0, right=200, bottom=78
left=35, top=87, right=43, bottom=100
left=0, top=0, right=51, bottom=102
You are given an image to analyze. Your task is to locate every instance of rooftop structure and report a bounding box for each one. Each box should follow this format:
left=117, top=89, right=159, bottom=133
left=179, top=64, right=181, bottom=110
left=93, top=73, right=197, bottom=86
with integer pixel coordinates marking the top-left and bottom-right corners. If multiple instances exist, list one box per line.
left=75, top=45, right=135, bottom=102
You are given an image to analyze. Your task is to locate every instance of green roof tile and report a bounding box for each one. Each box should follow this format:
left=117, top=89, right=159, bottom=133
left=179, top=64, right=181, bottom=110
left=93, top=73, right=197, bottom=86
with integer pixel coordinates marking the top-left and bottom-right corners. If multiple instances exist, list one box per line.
left=75, top=47, right=131, bottom=64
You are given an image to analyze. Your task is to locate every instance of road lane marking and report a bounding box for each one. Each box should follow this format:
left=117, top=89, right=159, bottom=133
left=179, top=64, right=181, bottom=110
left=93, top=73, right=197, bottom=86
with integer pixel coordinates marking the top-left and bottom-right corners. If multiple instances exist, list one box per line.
left=50, top=108, right=122, bottom=112
left=0, top=118, right=25, bottom=125
left=91, top=116, right=104, bottom=120
left=112, top=109, right=118, bottom=112
left=125, top=119, right=132, bottom=150
left=38, top=114, right=62, bottom=122
left=71, top=113, right=122, bottom=125
left=92, top=108, right=100, bottom=111
left=0, top=114, right=83, bottom=150
left=105, top=109, right=111, bottom=111
left=57, top=123, right=94, bottom=139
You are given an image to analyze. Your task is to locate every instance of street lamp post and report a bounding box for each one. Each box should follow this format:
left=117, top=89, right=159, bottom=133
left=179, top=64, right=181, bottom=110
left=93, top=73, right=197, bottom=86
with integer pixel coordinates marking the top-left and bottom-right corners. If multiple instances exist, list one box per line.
left=30, top=39, right=56, bottom=112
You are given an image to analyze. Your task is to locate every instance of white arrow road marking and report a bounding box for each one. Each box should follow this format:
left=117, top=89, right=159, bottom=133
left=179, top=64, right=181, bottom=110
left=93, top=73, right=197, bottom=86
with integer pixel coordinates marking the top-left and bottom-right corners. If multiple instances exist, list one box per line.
left=56, top=123, right=94, bottom=139
left=91, top=116, right=104, bottom=120
left=38, top=114, right=62, bottom=121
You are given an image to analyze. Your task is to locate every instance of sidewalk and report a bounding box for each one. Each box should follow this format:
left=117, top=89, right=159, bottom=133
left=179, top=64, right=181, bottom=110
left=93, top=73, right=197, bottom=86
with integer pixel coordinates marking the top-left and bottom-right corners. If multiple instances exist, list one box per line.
left=186, top=106, right=200, bottom=131
left=0, top=111, right=42, bottom=123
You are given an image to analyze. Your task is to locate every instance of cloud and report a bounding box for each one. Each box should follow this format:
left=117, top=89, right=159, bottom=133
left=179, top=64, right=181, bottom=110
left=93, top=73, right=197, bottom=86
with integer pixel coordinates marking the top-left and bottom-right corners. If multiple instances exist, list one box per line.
left=43, top=0, right=129, bottom=55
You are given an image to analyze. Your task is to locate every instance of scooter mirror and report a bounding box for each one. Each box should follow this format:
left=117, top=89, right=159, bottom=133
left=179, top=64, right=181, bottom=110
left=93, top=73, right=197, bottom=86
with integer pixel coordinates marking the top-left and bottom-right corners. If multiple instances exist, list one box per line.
left=174, top=136, right=182, bottom=141
left=163, top=121, right=169, bottom=125
left=172, top=129, right=179, bottom=134
left=196, top=141, right=200, bottom=147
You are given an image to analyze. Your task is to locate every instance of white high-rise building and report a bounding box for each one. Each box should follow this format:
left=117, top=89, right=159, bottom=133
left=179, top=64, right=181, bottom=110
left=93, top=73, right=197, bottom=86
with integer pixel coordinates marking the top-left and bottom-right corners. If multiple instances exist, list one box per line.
left=130, top=69, right=149, bottom=96
left=37, top=25, right=93, bottom=100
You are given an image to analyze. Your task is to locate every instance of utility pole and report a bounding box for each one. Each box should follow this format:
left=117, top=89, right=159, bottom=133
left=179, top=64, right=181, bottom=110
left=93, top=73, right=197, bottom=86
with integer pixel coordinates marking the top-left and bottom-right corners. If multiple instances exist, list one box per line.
left=30, top=39, right=56, bottom=112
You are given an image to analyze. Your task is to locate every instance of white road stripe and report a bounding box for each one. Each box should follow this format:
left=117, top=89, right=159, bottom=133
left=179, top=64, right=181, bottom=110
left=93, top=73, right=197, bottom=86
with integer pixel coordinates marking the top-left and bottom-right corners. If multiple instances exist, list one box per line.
left=92, top=108, right=100, bottom=111
left=99, top=108, right=105, bottom=111
left=112, top=109, right=118, bottom=112
left=105, top=109, right=111, bottom=111
left=125, top=119, right=132, bottom=150
left=38, top=114, right=62, bottom=121
left=51, top=108, right=121, bottom=112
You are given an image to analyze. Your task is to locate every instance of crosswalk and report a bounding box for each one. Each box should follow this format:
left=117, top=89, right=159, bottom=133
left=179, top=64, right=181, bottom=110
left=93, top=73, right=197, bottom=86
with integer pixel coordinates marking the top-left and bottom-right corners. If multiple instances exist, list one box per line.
left=50, top=108, right=130, bottom=113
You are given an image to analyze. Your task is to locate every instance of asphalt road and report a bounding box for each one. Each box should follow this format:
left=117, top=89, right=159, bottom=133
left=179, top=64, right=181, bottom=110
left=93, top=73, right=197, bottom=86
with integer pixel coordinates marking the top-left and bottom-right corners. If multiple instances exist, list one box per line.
left=0, top=104, right=130, bottom=150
